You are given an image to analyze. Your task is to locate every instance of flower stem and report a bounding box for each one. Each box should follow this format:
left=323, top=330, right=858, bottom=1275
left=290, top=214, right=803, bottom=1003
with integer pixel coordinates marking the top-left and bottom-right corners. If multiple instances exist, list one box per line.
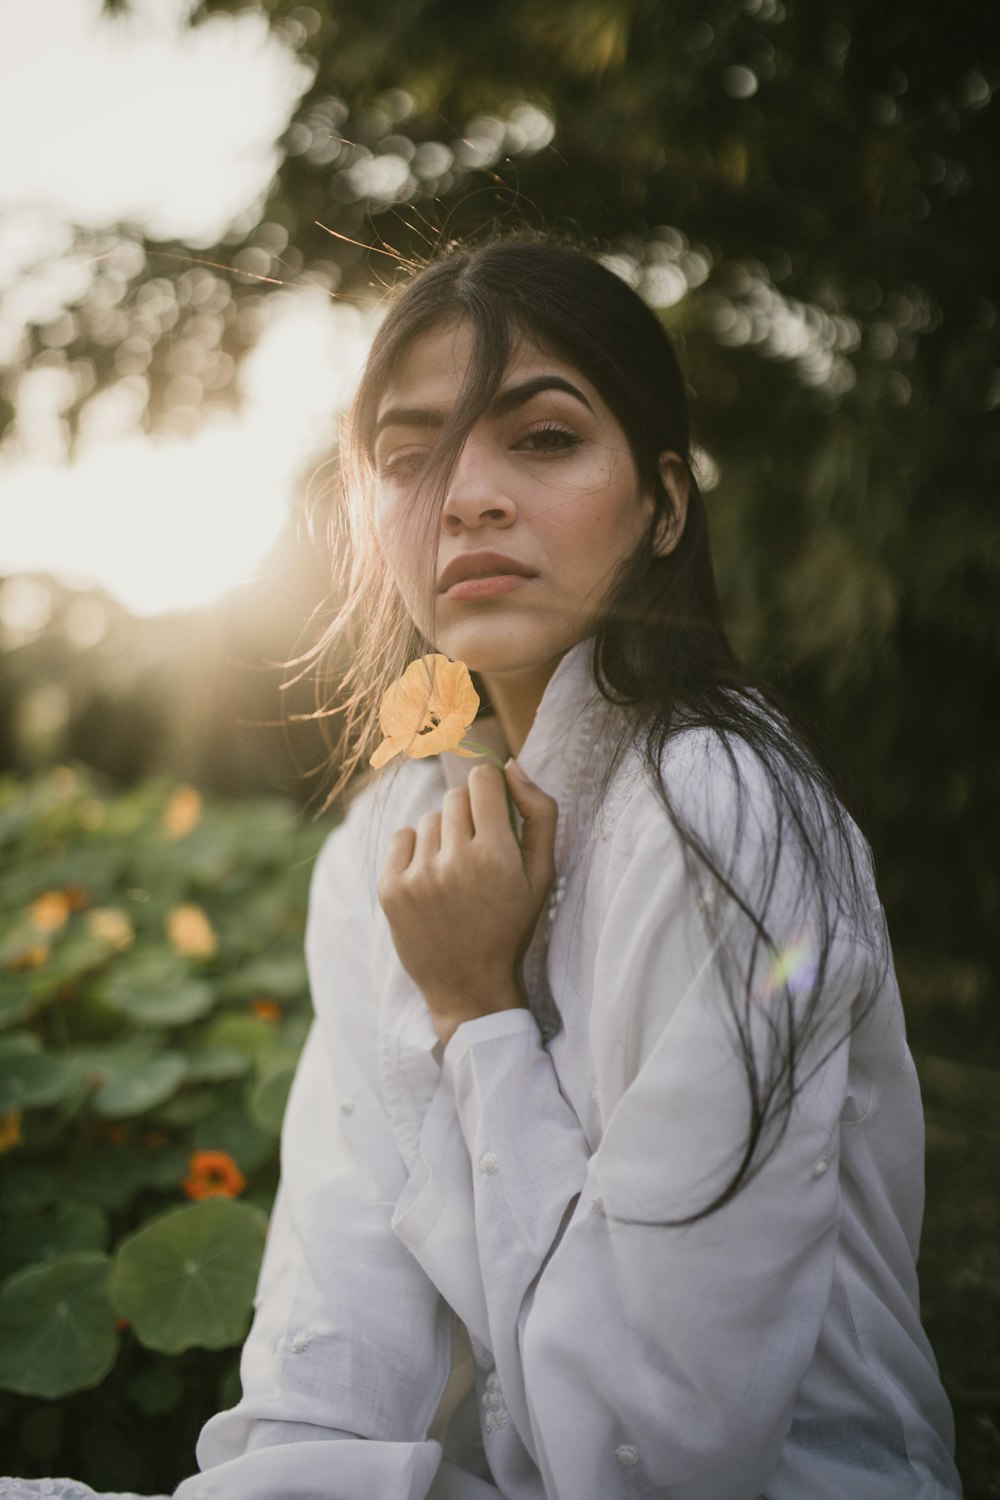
left=458, top=740, right=519, bottom=838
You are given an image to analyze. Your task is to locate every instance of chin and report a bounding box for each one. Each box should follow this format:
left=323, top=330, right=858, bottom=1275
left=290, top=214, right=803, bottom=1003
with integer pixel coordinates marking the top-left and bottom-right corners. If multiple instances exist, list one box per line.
left=432, top=616, right=578, bottom=676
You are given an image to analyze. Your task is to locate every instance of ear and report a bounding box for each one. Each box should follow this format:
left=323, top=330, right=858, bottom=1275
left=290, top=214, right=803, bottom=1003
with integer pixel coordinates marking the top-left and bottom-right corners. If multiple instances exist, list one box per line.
left=649, top=452, right=690, bottom=558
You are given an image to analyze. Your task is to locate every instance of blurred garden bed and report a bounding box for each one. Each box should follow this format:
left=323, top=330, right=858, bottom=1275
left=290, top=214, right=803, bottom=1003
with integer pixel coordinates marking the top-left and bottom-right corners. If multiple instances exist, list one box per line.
left=0, top=766, right=328, bottom=1491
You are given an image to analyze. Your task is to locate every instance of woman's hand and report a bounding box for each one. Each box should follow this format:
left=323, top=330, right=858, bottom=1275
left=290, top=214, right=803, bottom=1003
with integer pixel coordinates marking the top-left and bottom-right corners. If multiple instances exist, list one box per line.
left=378, top=761, right=558, bottom=1048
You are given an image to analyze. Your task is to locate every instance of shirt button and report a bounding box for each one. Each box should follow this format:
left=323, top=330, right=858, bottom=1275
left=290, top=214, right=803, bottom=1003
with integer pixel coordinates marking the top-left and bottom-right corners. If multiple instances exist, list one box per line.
left=341, top=1097, right=355, bottom=1115
left=810, top=1157, right=829, bottom=1179
left=479, top=1152, right=498, bottom=1176
left=615, top=1443, right=640, bottom=1467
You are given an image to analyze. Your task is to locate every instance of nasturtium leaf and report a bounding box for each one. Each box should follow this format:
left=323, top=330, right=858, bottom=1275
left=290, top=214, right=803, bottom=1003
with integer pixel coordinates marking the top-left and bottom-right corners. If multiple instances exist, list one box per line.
left=113, top=979, right=215, bottom=1028
left=194, top=1108, right=275, bottom=1172
left=1, top=1205, right=108, bottom=1279
left=248, top=1064, right=296, bottom=1137
left=92, top=1053, right=187, bottom=1118
left=23, top=1076, right=89, bottom=1148
left=102, top=949, right=193, bottom=1006
left=27, top=931, right=114, bottom=998
left=150, top=1089, right=216, bottom=1129
left=218, top=953, right=307, bottom=1001
left=198, top=1013, right=277, bottom=1060
left=68, top=1034, right=161, bottom=1086
left=111, top=1199, right=267, bottom=1354
left=182, top=1046, right=249, bottom=1084
left=0, top=1252, right=118, bottom=1397
left=0, top=1051, right=76, bottom=1112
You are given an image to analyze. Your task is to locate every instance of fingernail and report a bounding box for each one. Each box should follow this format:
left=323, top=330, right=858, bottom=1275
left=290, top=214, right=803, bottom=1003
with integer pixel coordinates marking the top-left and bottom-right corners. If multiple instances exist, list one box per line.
left=505, top=757, right=526, bottom=778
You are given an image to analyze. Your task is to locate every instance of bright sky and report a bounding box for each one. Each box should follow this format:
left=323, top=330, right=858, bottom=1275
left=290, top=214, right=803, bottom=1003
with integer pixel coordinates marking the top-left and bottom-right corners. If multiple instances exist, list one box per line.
left=0, top=0, right=373, bottom=615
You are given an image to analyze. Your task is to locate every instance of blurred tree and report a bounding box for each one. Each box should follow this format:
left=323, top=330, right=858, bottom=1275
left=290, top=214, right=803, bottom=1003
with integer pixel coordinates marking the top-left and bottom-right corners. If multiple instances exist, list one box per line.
left=1, top=0, right=998, bottom=1036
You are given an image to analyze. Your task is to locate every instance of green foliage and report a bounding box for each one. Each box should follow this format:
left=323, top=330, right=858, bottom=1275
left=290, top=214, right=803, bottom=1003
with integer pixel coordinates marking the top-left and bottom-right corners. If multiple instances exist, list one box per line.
left=112, top=1200, right=268, bottom=1354
left=0, top=1253, right=118, bottom=1399
left=0, top=766, right=328, bottom=1487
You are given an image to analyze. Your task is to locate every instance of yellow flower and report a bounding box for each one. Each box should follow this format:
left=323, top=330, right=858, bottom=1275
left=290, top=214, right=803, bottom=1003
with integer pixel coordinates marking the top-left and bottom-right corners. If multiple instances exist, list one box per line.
left=167, top=904, right=218, bottom=958
left=162, top=785, right=202, bottom=839
left=87, top=908, right=135, bottom=952
left=370, top=655, right=481, bottom=769
left=31, top=890, right=71, bottom=933
left=0, top=1111, right=23, bottom=1154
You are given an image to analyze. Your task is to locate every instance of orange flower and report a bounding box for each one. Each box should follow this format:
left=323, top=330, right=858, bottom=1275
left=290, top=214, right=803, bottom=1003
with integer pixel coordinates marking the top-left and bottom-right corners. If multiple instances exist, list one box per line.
left=144, top=1130, right=169, bottom=1149
left=251, top=998, right=282, bottom=1024
left=31, top=890, right=71, bottom=933
left=163, top=785, right=202, bottom=839
left=8, top=944, right=49, bottom=972
left=183, top=1149, right=246, bottom=1201
left=370, top=655, right=481, bottom=768
left=167, top=904, right=218, bottom=958
left=0, top=1111, right=23, bottom=1154
left=87, top=907, right=135, bottom=951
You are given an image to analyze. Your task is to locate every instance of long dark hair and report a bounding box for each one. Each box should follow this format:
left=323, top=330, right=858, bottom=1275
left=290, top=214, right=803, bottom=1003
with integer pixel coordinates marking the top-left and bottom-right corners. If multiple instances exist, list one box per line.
left=316, top=231, right=886, bottom=1222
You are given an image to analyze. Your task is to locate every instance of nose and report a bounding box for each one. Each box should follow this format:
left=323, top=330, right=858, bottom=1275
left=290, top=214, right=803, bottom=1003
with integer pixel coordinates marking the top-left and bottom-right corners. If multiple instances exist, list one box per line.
left=441, top=436, right=516, bottom=534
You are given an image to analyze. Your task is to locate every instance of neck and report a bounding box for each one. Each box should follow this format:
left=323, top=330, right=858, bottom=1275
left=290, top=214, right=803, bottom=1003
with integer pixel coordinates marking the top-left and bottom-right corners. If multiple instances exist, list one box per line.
left=479, top=655, right=564, bottom=757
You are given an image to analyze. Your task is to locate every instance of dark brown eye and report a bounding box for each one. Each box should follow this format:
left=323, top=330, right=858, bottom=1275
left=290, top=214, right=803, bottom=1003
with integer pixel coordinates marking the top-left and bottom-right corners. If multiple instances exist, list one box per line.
left=515, top=425, right=581, bottom=453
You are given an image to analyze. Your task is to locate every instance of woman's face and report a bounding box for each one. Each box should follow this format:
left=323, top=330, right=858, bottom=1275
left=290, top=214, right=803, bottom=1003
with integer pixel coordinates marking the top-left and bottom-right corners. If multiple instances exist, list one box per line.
left=372, top=319, right=674, bottom=682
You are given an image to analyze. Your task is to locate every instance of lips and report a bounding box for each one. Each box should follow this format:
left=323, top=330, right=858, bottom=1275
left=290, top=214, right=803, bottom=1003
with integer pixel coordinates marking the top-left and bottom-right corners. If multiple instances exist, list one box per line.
left=436, top=551, right=536, bottom=594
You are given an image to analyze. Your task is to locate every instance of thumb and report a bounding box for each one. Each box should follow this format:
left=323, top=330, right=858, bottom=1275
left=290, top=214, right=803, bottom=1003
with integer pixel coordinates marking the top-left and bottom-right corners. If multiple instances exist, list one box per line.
left=505, top=760, right=557, bottom=888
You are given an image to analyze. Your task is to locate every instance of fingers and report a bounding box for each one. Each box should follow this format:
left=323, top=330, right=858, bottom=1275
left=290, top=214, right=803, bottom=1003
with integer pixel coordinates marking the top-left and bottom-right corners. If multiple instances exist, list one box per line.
left=505, top=761, right=558, bottom=889
left=413, top=809, right=442, bottom=864
left=467, top=763, right=517, bottom=844
left=440, top=785, right=475, bottom=856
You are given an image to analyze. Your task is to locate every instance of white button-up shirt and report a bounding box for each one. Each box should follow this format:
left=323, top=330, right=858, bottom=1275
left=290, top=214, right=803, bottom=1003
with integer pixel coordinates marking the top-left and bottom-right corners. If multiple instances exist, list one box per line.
left=182, top=641, right=959, bottom=1500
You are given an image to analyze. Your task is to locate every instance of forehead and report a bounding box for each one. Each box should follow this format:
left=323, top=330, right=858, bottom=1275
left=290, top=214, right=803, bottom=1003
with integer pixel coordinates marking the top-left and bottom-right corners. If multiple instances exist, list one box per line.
left=374, top=317, right=605, bottom=422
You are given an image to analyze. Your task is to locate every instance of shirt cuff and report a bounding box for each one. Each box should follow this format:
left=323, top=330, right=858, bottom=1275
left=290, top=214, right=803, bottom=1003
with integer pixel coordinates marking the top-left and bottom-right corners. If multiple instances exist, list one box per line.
left=442, top=1006, right=541, bottom=1069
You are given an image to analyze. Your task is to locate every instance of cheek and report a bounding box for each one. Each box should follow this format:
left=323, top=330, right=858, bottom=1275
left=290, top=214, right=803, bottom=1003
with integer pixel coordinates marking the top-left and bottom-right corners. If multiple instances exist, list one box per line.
left=374, top=508, right=439, bottom=631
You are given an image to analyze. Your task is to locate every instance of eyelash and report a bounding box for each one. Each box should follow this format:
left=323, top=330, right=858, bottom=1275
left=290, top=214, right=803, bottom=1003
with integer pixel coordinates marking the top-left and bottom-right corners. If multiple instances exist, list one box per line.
left=515, top=423, right=582, bottom=454
left=377, top=422, right=581, bottom=481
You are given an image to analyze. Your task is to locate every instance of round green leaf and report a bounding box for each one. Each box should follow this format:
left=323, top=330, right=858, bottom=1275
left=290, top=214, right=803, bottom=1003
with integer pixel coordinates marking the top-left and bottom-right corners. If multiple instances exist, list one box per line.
left=92, top=1054, right=187, bottom=1118
left=183, top=1046, right=250, bottom=1083
left=115, top=979, right=215, bottom=1028
left=248, top=1064, right=296, bottom=1137
left=0, top=1051, right=76, bottom=1112
left=219, top=953, right=307, bottom=1001
left=0, top=1252, right=117, bottom=1397
left=111, top=1199, right=267, bottom=1354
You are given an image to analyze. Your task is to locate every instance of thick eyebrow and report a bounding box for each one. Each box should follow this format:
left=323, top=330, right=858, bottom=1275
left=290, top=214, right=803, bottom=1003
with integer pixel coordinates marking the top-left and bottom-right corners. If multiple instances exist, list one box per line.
left=373, top=374, right=593, bottom=440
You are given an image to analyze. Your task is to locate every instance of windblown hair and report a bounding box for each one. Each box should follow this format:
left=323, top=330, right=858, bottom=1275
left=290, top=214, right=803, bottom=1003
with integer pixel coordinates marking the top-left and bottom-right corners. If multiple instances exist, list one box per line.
left=309, top=232, right=887, bottom=1223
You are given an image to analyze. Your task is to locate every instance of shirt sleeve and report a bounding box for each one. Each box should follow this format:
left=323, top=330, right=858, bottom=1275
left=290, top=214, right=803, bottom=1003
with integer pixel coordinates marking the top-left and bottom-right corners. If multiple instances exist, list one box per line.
left=440, top=743, right=872, bottom=1500
left=189, top=797, right=455, bottom=1500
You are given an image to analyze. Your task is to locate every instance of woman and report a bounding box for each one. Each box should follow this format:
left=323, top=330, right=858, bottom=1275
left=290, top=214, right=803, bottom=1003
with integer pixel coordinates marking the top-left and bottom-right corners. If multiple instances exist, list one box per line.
left=5, top=237, right=961, bottom=1500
